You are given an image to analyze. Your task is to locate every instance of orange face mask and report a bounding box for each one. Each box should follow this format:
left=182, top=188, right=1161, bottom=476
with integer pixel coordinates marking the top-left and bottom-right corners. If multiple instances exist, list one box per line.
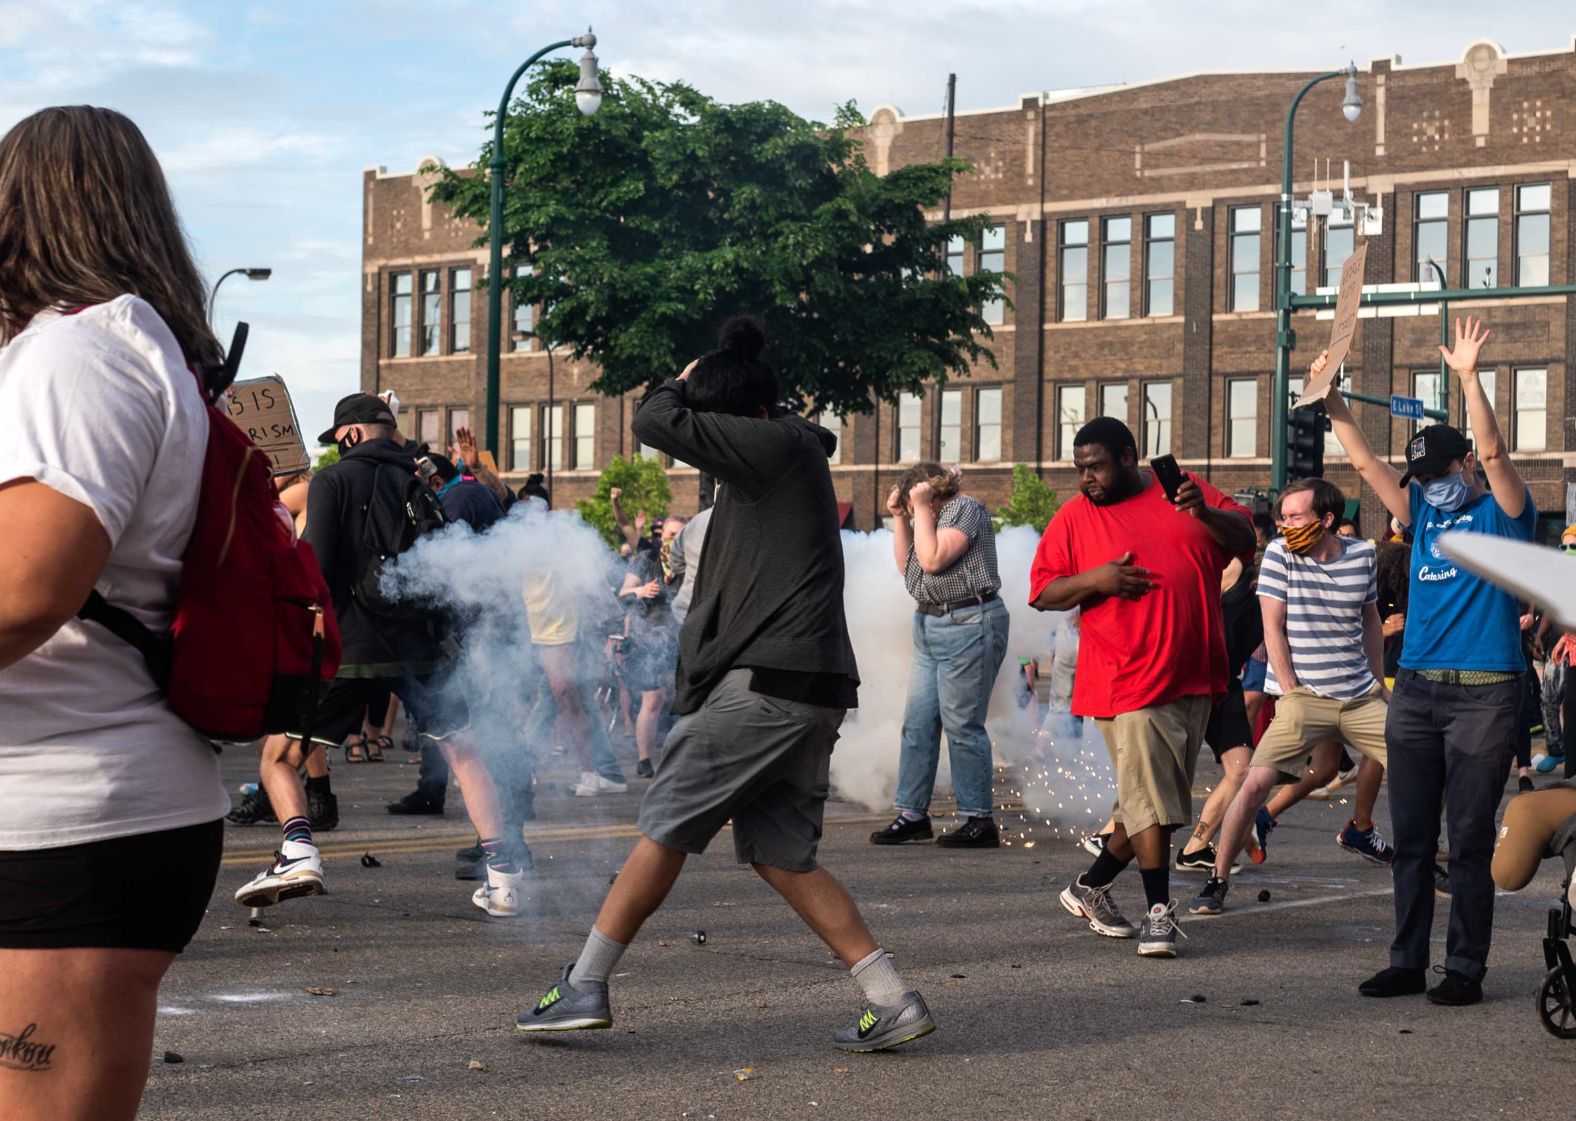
left=1279, top=520, right=1326, bottom=555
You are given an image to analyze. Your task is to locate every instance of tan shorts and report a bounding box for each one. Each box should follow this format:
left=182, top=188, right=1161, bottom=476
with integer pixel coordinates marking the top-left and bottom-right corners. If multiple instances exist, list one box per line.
left=1095, top=695, right=1211, bottom=837
left=1253, top=686, right=1388, bottom=783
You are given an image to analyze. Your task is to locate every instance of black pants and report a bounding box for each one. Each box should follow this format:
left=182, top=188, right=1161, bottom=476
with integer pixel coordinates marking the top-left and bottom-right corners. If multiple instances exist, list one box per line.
left=415, top=741, right=450, bottom=803
left=1386, top=670, right=1521, bottom=982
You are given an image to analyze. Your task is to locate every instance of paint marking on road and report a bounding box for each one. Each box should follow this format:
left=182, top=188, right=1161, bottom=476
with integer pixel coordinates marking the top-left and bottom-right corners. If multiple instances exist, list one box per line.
left=1191, top=884, right=1395, bottom=919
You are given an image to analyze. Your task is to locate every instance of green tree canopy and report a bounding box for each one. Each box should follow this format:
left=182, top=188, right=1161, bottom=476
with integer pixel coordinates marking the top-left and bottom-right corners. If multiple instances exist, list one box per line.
left=576, top=453, right=674, bottom=550
left=996, top=464, right=1059, bottom=534
left=430, top=63, right=1010, bottom=417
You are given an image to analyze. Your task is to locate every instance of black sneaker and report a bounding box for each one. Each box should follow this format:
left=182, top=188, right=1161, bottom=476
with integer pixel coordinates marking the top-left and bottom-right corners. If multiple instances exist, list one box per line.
left=307, top=789, right=338, bottom=832
left=1174, top=844, right=1243, bottom=875
left=225, top=788, right=277, bottom=826
left=456, top=841, right=485, bottom=863
left=386, top=790, right=445, bottom=816
left=936, top=816, right=1001, bottom=849
left=636, top=758, right=654, bottom=779
left=870, top=814, right=933, bottom=845
left=458, top=839, right=533, bottom=881
left=1518, top=775, right=1536, bottom=794
left=1426, top=967, right=1483, bottom=1006
left=1358, top=966, right=1427, bottom=998
left=1434, top=862, right=1452, bottom=897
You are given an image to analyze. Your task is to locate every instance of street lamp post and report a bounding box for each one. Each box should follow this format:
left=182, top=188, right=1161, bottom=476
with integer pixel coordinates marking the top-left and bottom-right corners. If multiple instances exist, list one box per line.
left=208, top=267, right=272, bottom=324
left=484, top=29, right=602, bottom=460
left=1271, top=63, right=1361, bottom=491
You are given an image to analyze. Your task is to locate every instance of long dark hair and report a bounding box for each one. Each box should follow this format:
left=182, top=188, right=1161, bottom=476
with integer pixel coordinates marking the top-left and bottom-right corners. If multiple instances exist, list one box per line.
left=0, top=106, right=221, bottom=367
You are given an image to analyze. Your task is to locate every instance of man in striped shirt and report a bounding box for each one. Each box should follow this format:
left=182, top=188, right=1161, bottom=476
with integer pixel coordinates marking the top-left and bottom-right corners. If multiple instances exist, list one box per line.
left=1190, top=478, right=1391, bottom=915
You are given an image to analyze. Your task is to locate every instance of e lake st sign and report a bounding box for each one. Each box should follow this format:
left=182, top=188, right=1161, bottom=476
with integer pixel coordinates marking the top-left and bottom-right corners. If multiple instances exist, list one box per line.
left=226, top=376, right=309, bottom=475
left=1389, top=395, right=1425, bottom=421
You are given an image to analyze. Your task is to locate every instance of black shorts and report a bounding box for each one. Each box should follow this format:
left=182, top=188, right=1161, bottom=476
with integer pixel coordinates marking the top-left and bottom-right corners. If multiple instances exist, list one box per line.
left=1205, top=677, right=1253, bottom=762
left=291, top=670, right=469, bottom=747
left=0, top=820, right=223, bottom=952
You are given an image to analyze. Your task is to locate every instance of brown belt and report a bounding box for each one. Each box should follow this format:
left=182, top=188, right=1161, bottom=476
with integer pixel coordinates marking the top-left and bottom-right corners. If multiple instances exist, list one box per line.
left=915, top=591, right=998, bottom=617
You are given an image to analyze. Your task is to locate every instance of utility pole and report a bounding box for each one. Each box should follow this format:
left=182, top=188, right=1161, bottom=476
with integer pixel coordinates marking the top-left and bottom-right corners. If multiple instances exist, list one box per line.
left=942, top=73, right=956, bottom=223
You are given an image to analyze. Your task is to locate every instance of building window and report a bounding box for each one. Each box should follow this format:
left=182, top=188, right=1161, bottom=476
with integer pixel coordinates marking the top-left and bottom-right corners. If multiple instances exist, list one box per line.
left=1141, top=380, right=1172, bottom=457
left=1059, top=219, right=1089, bottom=322
left=1229, top=206, right=1261, bottom=312
left=1412, top=371, right=1441, bottom=433
left=1515, top=368, right=1547, bottom=452
left=1100, top=381, right=1128, bottom=426
left=419, top=270, right=440, bottom=356
left=979, top=225, right=1006, bottom=325
left=511, top=265, right=533, bottom=351
left=1144, top=213, right=1175, bottom=317
left=390, top=272, right=412, bottom=357
left=510, top=406, right=533, bottom=472
left=416, top=407, right=439, bottom=450
left=1459, top=368, right=1496, bottom=417
left=1413, top=191, right=1449, bottom=283
left=544, top=404, right=564, bottom=470
left=945, top=234, right=966, bottom=277
left=1101, top=216, right=1131, bottom=319
left=448, top=408, right=470, bottom=451
left=1277, top=204, right=1309, bottom=297
left=896, top=392, right=922, bottom=462
left=1515, top=183, right=1551, bottom=287
left=1226, top=378, right=1257, bottom=458
left=1465, top=188, right=1499, bottom=288
left=1056, top=385, right=1086, bottom=460
left=975, top=387, right=1002, bottom=463
left=450, top=268, right=472, bottom=354
left=1324, top=212, right=1354, bottom=288
left=939, top=389, right=962, bottom=463
left=573, top=402, right=596, bottom=469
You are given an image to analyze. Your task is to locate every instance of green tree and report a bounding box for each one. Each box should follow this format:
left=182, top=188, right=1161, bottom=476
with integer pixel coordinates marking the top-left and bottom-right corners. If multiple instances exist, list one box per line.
left=576, top=453, right=674, bottom=550
left=429, top=64, right=1010, bottom=418
left=314, top=445, right=340, bottom=470
left=996, top=464, right=1059, bottom=533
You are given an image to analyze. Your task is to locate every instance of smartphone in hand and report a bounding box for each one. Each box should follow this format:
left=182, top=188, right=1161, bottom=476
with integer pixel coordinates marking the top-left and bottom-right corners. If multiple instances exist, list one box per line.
left=1150, top=454, right=1185, bottom=503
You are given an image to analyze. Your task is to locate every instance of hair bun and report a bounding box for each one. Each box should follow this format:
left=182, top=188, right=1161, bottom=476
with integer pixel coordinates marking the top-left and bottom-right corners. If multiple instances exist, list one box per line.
left=718, top=316, right=765, bottom=362
left=526, top=472, right=545, bottom=486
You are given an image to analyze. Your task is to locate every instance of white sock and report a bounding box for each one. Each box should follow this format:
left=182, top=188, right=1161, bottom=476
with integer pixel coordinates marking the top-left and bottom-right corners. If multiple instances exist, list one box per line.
left=569, top=926, right=627, bottom=988
left=850, top=948, right=907, bottom=1006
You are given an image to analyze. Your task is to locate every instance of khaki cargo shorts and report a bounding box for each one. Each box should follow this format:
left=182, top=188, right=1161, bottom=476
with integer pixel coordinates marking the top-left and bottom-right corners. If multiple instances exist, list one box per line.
left=1252, top=685, right=1388, bottom=783
left=1095, top=695, right=1211, bottom=837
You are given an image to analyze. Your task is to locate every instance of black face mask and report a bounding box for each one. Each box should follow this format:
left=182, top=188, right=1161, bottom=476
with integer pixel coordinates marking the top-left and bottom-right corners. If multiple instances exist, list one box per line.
left=337, top=428, right=363, bottom=455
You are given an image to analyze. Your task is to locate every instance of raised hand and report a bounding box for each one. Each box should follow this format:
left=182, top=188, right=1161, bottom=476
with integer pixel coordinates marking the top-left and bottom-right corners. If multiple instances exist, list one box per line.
left=455, top=426, right=479, bottom=464
left=1438, top=316, right=1492, bottom=374
left=886, top=486, right=906, bottom=518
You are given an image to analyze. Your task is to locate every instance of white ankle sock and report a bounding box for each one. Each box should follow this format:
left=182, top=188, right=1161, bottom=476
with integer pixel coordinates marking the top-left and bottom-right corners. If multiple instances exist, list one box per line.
left=850, top=947, right=907, bottom=1006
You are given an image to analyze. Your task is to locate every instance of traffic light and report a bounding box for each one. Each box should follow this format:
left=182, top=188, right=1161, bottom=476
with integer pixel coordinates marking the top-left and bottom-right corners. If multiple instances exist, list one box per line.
left=1287, top=403, right=1327, bottom=481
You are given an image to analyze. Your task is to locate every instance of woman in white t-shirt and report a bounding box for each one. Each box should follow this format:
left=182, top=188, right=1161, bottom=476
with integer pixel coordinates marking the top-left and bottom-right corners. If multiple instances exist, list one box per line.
left=0, top=107, right=229, bottom=1121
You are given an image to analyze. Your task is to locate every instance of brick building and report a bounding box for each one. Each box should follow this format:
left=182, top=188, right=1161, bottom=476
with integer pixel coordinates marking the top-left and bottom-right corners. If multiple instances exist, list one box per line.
left=362, top=37, right=1576, bottom=532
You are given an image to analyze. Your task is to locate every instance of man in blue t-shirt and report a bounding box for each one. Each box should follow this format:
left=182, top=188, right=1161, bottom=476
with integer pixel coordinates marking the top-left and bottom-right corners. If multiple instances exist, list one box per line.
left=1322, top=315, right=1536, bottom=1007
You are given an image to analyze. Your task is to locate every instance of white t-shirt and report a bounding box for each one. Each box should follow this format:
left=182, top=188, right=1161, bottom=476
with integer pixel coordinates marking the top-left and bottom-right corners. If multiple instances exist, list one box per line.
left=0, top=296, right=228, bottom=849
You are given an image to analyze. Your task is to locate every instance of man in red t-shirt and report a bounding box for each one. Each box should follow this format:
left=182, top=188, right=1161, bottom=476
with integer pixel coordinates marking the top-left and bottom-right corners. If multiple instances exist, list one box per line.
left=1030, top=417, right=1253, bottom=957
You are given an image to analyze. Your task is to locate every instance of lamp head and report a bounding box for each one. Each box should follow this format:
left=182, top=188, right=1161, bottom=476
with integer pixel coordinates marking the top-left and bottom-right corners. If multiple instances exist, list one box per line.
left=1341, top=63, right=1363, bottom=123
left=575, top=30, right=602, bottom=117
left=243, top=268, right=272, bottom=281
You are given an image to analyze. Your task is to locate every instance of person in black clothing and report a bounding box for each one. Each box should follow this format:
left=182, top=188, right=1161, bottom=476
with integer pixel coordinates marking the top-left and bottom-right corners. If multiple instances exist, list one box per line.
left=387, top=451, right=506, bottom=817
left=517, top=319, right=936, bottom=1052
left=235, top=393, right=525, bottom=918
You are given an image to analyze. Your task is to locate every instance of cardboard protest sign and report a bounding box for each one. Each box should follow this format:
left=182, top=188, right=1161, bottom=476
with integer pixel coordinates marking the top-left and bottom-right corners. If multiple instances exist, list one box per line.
left=1296, top=240, right=1368, bottom=408
left=226, top=376, right=309, bottom=475
left=478, top=450, right=500, bottom=477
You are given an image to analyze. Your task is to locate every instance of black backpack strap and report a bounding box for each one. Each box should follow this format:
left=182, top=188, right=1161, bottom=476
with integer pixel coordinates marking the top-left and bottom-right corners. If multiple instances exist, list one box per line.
left=77, top=591, right=172, bottom=689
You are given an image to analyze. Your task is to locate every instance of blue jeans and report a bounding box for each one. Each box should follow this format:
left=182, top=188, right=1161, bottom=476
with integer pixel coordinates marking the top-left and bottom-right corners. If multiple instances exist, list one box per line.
left=894, top=598, right=1010, bottom=818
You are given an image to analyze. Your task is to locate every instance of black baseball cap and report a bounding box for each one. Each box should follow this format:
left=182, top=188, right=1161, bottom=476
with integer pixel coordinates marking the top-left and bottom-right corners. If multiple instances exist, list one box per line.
left=1399, top=424, right=1472, bottom=485
left=318, top=393, right=397, bottom=445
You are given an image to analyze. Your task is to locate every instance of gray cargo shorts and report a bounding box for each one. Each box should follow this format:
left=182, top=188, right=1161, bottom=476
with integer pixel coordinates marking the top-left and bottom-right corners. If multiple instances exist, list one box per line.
left=636, top=668, right=846, bottom=872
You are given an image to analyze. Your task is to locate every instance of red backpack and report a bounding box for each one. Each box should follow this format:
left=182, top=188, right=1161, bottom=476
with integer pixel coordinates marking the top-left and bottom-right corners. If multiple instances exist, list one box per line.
left=78, top=321, right=341, bottom=741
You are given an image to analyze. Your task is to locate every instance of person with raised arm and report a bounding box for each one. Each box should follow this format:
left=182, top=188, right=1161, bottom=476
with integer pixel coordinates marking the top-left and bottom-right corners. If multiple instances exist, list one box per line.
left=1321, top=316, right=1537, bottom=1006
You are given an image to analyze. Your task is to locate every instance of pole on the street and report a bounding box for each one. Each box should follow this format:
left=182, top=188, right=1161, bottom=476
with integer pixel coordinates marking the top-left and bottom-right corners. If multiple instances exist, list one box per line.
left=1427, top=258, right=1450, bottom=421
left=208, top=267, right=271, bottom=325
left=1272, top=64, right=1361, bottom=491
left=484, top=29, right=602, bottom=458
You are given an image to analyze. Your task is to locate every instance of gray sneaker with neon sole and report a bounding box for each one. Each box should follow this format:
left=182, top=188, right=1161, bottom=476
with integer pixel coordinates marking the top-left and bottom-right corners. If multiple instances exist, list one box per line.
left=833, top=990, right=937, bottom=1052
left=516, top=965, right=612, bottom=1032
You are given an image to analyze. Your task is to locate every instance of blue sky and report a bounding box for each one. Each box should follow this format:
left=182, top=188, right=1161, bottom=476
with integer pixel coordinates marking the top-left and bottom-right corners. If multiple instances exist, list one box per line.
left=2, top=1, right=1570, bottom=442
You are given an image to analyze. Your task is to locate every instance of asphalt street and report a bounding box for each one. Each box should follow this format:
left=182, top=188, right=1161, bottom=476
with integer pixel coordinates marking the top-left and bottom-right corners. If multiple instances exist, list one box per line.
left=139, top=743, right=1576, bottom=1121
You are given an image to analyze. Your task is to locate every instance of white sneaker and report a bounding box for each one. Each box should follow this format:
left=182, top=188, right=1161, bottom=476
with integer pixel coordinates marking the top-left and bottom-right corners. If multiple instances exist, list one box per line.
left=472, top=864, right=527, bottom=918
left=573, top=772, right=628, bottom=797
left=235, top=840, right=324, bottom=907
left=1308, top=766, right=1359, bottom=800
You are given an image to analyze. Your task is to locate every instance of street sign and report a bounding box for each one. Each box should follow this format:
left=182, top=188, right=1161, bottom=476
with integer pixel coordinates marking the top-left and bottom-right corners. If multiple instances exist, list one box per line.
left=1389, top=395, right=1425, bottom=421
